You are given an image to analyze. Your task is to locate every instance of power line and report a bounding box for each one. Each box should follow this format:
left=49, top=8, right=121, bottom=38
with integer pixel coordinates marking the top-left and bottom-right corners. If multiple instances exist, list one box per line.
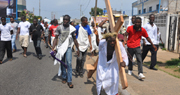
left=83, top=0, right=91, bottom=12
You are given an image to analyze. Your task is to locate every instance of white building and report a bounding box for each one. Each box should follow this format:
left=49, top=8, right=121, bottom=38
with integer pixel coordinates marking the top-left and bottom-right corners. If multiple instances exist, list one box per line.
left=132, top=0, right=180, bottom=52
left=17, top=0, right=26, bottom=17
left=132, top=0, right=169, bottom=16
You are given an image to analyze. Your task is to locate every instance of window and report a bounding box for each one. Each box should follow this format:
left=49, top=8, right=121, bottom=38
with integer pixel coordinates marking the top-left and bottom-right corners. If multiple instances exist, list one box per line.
left=149, top=7, right=152, bottom=12
left=156, top=4, right=159, bottom=10
left=139, top=10, right=141, bottom=14
left=143, top=8, right=146, bottom=13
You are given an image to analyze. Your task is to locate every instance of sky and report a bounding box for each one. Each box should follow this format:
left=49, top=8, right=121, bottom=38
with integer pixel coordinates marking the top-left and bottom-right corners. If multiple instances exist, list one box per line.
left=26, top=0, right=137, bottom=20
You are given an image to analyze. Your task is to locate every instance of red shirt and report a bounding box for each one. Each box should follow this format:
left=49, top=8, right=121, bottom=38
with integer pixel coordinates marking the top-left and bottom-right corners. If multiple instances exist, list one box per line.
left=49, top=25, right=58, bottom=37
left=127, top=25, right=149, bottom=48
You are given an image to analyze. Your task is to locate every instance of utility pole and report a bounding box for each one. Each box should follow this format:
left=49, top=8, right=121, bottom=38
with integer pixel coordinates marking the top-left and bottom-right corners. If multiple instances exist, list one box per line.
left=80, top=5, right=82, bottom=17
left=94, top=0, right=98, bottom=20
left=33, top=7, right=34, bottom=14
left=39, top=0, right=41, bottom=16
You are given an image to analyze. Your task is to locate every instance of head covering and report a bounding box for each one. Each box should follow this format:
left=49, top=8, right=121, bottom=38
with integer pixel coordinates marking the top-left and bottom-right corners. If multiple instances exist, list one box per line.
left=118, top=34, right=124, bottom=41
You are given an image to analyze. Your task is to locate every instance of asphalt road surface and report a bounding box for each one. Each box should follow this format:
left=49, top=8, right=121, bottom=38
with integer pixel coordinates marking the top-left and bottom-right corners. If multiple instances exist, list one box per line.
left=0, top=41, right=97, bottom=95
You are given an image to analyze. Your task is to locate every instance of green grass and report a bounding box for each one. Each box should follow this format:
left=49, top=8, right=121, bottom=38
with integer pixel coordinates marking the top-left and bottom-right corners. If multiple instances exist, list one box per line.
left=165, top=59, right=180, bottom=73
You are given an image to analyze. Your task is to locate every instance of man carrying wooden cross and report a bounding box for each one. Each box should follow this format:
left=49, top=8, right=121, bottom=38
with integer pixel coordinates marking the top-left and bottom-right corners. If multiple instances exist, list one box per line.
left=96, top=33, right=128, bottom=95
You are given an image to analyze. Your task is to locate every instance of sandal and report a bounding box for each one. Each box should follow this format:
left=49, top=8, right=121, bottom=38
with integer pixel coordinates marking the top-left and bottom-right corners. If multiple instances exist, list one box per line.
left=62, top=79, right=66, bottom=84
left=23, top=54, right=27, bottom=58
left=67, top=82, right=73, bottom=88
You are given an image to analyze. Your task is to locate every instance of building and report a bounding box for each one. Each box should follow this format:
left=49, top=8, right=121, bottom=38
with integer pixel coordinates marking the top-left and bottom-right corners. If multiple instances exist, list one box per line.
left=17, top=0, right=26, bottom=17
left=132, top=0, right=180, bottom=16
left=132, top=0, right=180, bottom=52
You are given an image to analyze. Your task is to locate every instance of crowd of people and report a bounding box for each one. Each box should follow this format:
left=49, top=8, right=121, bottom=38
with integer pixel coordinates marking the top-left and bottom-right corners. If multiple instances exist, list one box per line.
left=0, top=13, right=163, bottom=95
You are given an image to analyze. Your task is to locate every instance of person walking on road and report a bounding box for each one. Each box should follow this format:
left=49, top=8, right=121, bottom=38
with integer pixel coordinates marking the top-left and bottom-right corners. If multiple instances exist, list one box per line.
left=16, top=16, right=31, bottom=57
left=124, top=17, right=157, bottom=79
left=29, top=19, right=44, bottom=59
left=9, top=17, right=18, bottom=52
left=75, top=16, right=92, bottom=78
left=49, top=19, right=58, bottom=46
left=52, top=15, right=80, bottom=88
left=142, top=14, right=158, bottom=70
left=44, top=22, right=49, bottom=48
left=0, top=17, right=13, bottom=64
left=96, top=33, right=128, bottom=95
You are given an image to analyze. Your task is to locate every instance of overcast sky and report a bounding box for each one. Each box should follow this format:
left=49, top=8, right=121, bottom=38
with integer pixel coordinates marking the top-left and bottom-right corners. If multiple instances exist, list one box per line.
left=26, top=0, right=136, bottom=20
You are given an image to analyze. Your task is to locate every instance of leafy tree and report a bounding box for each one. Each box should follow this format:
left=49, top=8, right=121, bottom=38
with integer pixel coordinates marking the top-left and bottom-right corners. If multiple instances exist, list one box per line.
left=19, top=9, right=42, bottom=23
left=89, top=7, right=103, bottom=16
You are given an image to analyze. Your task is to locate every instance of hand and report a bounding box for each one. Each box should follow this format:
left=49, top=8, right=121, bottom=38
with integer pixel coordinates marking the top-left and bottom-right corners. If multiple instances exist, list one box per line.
left=76, top=50, right=80, bottom=57
left=120, top=61, right=126, bottom=67
left=143, top=41, right=146, bottom=46
left=153, top=45, right=157, bottom=51
left=105, top=18, right=109, bottom=21
left=90, top=45, right=92, bottom=51
left=41, top=35, right=44, bottom=39
left=124, top=40, right=127, bottom=45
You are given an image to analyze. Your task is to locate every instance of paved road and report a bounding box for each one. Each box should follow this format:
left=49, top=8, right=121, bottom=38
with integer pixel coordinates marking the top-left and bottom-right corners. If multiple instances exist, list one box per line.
left=0, top=41, right=96, bottom=95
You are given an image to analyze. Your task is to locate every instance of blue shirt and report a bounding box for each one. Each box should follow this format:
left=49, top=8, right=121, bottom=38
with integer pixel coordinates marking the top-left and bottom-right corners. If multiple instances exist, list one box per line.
left=75, top=24, right=92, bottom=39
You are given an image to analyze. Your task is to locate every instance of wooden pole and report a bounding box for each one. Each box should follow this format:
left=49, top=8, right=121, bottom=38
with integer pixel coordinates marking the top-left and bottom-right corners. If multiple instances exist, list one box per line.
left=94, top=0, right=98, bottom=20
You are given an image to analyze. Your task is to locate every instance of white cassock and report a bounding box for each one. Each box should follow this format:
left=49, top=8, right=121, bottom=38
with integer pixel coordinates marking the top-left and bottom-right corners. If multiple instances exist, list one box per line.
left=53, top=25, right=76, bottom=76
left=90, top=26, right=99, bottom=52
left=96, top=39, right=129, bottom=95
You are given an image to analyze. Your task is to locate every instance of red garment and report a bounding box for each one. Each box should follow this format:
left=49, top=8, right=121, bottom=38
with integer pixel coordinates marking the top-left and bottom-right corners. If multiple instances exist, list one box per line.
left=126, top=25, right=148, bottom=48
left=49, top=25, right=58, bottom=37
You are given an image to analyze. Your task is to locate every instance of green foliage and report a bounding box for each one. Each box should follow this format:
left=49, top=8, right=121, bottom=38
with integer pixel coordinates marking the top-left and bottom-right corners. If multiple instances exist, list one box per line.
left=89, top=7, right=103, bottom=16
left=166, top=59, right=180, bottom=66
left=19, top=10, right=42, bottom=23
left=162, top=48, right=166, bottom=50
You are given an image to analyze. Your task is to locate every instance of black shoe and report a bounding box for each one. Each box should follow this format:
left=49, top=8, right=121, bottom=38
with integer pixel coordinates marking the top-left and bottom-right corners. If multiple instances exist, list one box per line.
left=149, top=67, right=158, bottom=70
left=79, top=73, right=83, bottom=78
left=75, top=72, right=78, bottom=78
left=38, top=55, right=42, bottom=60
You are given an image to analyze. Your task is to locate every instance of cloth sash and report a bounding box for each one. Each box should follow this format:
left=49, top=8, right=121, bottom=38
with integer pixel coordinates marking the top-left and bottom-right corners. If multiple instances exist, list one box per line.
left=77, top=24, right=89, bottom=52
left=53, top=25, right=76, bottom=76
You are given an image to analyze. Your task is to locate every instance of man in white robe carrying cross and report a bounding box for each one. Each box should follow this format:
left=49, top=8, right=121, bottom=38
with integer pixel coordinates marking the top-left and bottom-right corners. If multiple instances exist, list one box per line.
left=96, top=33, right=128, bottom=95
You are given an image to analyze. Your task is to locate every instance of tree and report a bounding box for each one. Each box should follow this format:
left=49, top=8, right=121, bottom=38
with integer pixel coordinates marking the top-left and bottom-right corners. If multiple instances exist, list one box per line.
left=19, top=9, right=42, bottom=23
left=89, top=7, right=103, bottom=16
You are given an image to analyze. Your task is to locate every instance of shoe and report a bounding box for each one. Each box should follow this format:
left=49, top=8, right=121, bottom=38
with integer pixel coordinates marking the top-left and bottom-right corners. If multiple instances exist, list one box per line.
left=38, top=56, right=42, bottom=60
left=8, top=58, right=12, bottom=61
left=79, top=73, right=84, bottom=78
left=138, top=73, right=145, bottom=79
left=149, top=67, right=158, bottom=70
left=128, top=70, right=132, bottom=75
left=0, top=61, right=2, bottom=64
left=12, top=49, right=16, bottom=53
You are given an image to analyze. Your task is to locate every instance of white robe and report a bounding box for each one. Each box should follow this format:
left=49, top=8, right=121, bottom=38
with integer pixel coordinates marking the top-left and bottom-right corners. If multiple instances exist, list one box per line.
left=96, top=39, right=128, bottom=95
left=53, top=25, right=76, bottom=76
left=77, top=24, right=90, bottom=52
left=90, top=26, right=99, bottom=52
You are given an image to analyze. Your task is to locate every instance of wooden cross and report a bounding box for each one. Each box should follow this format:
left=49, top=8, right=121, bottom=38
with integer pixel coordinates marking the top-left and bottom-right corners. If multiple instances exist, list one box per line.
left=86, top=0, right=128, bottom=89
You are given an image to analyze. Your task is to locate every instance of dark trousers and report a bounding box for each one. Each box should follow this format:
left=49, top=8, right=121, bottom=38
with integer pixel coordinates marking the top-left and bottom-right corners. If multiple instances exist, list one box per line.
left=0, top=41, right=13, bottom=61
left=128, top=47, right=143, bottom=74
left=76, top=50, right=87, bottom=74
left=142, top=45, right=158, bottom=68
left=44, top=36, right=48, bottom=47
left=33, top=39, right=42, bottom=56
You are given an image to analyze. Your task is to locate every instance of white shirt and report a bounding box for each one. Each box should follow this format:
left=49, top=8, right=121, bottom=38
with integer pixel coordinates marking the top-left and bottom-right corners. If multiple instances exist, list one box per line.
left=18, top=21, right=31, bottom=35
left=96, top=39, right=128, bottom=95
left=157, top=32, right=161, bottom=44
left=142, top=23, right=158, bottom=45
left=97, top=27, right=105, bottom=40
left=0, top=24, right=13, bottom=41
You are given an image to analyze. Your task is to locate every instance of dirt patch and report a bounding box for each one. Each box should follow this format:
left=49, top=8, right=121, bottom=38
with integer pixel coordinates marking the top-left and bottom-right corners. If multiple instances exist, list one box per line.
left=158, top=66, right=180, bottom=78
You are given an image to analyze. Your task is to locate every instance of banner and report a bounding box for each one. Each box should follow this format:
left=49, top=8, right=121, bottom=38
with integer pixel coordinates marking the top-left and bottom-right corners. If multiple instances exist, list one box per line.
left=0, top=0, right=17, bottom=18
